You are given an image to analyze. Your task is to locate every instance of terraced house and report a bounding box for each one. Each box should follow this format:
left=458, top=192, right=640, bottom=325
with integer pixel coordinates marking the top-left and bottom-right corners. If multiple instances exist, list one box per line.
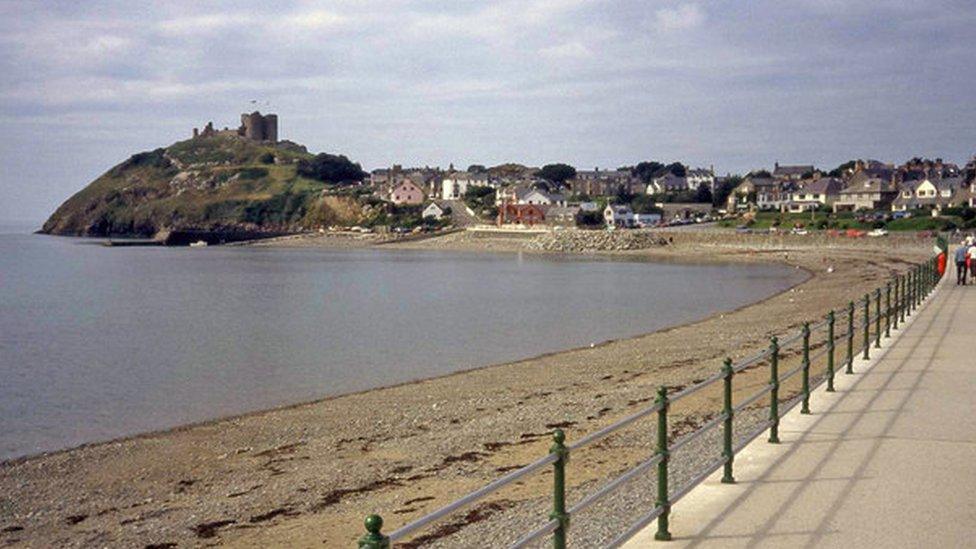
left=786, top=177, right=843, bottom=212
left=891, top=176, right=969, bottom=212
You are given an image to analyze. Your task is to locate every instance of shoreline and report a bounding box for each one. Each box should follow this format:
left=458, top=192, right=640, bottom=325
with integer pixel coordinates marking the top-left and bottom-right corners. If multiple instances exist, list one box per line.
left=0, top=231, right=935, bottom=548
left=0, top=248, right=810, bottom=468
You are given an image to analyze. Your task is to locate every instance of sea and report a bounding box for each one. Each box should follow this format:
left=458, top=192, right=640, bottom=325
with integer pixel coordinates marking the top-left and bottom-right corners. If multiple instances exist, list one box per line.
left=0, top=223, right=805, bottom=460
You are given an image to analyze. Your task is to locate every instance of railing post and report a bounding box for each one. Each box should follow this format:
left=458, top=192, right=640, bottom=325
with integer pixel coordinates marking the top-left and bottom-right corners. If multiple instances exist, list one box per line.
left=358, top=515, right=390, bottom=549
left=862, top=294, right=870, bottom=361
left=909, top=270, right=915, bottom=314
left=893, top=276, right=900, bottom=331
left=846, top=301, right=855, bottom=374
left=826, top=311, right=836, bottom=392
left=550, top=429, right=569, bottom=549
left=900, top=275, right=906, bottom=324
left=801, top=323, right=811, bottom=414
left=722, top=358, right=735, bottom=484
left=768, top=336, right=780, bottom=443
left=654, top=386, right=672, bottom=541
left=885, top=281, right=891, bottom=338
left=874, top=288, right=881, bottom=349
left=916, top=266, right=922, bottom=307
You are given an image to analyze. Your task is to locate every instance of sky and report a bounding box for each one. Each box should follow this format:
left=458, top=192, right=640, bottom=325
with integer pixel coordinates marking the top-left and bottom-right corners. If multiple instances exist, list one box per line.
left=1, top=1, right=975, bottom=223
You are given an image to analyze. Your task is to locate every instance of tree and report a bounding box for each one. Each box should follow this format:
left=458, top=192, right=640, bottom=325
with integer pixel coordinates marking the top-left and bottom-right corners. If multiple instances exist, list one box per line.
left=632, top=161, right=665, bottom=183
left=665, top=162, right=686, bottom=177
left=467, top=164, right=487, bottom=174
left=296, top=153, right=367, bottom=184
left=536, top=163, right=577, bottom=185
left=747, top=169, right=772, bottom=178
left=712, top=175, right=742, bottom=208
left=828, top=160, right=856, bottom=177
left=694, top=183, right=713, bottom=204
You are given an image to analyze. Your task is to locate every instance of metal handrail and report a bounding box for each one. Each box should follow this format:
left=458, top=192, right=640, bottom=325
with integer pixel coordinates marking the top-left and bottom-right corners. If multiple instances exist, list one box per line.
left=567, top=454, right=662, bottom=515
left=358, top=256, right=943, bottom=549
left=567, top=402, right=662, bottom=451
left=668, top=371, right=724, bottom=403
left=387, top=452, right=558, bottom=541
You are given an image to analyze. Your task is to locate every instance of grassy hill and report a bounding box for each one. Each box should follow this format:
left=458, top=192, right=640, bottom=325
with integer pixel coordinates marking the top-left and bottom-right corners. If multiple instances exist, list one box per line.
left=41, top=134, right=366, bottom=237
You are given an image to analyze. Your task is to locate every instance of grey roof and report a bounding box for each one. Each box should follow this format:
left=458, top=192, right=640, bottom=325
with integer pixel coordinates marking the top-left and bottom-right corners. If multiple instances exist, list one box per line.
left=774, top=164, right=814, bottom=177
left=798, top=177, right=843, bottom=195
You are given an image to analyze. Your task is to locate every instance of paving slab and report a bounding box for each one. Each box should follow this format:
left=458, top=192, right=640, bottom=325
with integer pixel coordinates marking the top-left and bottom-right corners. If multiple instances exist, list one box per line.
left=625, top=278, right=976, bottom=548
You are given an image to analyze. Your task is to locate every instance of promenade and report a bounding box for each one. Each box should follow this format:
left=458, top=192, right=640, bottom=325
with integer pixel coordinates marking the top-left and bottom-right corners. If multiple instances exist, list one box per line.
left=627, top=277, right=976, bottom=548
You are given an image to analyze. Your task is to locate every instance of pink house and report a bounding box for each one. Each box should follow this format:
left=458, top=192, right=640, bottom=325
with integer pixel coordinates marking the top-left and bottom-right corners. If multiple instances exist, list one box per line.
left=390, top=180, right=425, bottom=205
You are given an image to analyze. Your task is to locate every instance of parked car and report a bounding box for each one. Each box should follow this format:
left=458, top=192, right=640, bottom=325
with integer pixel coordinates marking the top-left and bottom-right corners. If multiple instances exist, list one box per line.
left=791, top=227, right=809, bottom=235
left=735, top=225, right=752, bottom=234
left=868, top=228, right=889, bottom=237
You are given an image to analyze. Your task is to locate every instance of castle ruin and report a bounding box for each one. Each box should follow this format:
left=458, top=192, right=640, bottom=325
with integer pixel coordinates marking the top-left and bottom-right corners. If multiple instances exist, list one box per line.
left=192, top=111, right=278, bottom=143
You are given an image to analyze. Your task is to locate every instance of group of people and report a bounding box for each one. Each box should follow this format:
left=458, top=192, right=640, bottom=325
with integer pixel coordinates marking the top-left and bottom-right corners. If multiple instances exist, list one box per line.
left=954, top=236, right=976, bottom=285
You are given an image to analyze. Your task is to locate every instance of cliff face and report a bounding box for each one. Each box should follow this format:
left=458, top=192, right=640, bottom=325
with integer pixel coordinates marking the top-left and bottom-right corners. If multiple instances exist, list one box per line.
left=41, top=135, right=364, bottom=237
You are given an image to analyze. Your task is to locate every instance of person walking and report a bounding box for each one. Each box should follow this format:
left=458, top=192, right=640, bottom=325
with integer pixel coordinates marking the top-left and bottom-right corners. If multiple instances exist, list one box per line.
left=955, top=242, right=969, bottom=285
left=968, top=240, right=976, bottom=280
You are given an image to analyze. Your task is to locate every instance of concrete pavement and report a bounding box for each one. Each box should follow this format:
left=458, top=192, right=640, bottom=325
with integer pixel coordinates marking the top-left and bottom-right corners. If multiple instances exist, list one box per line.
left=625, top=277, right=976, bottom=548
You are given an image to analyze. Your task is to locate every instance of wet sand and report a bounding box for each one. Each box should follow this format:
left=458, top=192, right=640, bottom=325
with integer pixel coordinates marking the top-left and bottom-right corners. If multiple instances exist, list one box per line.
left=0, top=230, right=934, bottom=548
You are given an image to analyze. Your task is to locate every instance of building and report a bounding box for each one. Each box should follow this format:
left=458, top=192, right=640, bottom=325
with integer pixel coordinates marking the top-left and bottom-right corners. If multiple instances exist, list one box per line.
left=390, top=180, right=425, bottom=205
left=634, top=213, right=663, bottom=227
left=686, top=167, right=716, bottom=192
left=891, top=177, right=968, bottom=212
left=422, top=202, right=448, bottom=220
left=516, top=188, right=567, bottom=207
left=570, top=168, right=638, bottom=196
left=833, top=177, right=898, bottom=212
left=497, top=203, right=546, bottom=225
left=238, top=111, right=278, bottom=142
left=546, top=206, right=581, bottom=227
left=441, top=172, right=488, bottom=200
left=647, top=172, right=689, bottom=194
left=786, top=177, right=843, bottom=212
left=773, top=162, right=814, bottom=181
left=604, top=204, right=635, bottom=228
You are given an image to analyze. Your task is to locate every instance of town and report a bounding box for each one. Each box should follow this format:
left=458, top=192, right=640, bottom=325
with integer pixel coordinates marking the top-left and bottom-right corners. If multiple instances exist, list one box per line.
left=363, top=155, right=976, bottom=233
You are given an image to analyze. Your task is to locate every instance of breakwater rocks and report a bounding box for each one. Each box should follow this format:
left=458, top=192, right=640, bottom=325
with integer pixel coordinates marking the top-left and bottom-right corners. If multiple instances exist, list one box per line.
left=528, top=230, right=672, bottom=252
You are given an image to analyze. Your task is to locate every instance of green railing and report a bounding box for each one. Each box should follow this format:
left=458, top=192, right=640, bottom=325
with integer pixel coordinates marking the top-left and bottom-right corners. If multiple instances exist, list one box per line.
left=358, top=256, right=942, bottom=549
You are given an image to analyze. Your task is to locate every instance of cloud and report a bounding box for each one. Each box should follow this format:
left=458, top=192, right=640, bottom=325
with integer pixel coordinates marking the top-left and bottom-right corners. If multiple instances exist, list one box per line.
left=2, top=0, right=976, bottom=222
left=539, top=41, right=592, bottom=59
left=654, top=4, right=705, bottom=31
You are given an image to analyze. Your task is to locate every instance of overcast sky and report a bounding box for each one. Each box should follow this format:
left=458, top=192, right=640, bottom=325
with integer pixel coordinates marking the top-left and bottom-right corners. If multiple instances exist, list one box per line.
left=2, top=0, right=975, bottom=223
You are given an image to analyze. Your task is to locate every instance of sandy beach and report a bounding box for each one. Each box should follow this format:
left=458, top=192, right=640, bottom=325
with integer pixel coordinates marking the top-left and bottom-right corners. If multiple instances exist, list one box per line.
left=0, top=229, right=934, bottom=548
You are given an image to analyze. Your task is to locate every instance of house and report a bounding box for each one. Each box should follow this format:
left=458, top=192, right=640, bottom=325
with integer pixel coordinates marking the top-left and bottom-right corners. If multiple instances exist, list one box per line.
left=546, top=205, right=581, bottom=227
left=497, top=203, right=546, bottom=225
left=390, top=180, right=425, bottom=205
left=422, top=201, right=448, bottom=220
left=833, top=177, right=898, bottom=212
left=604, top=204, right=636, bottom=228
left=570, top=168, right=638, bottom=196
left=786, top=177, right=843, bottom=212
left=441, top=171, right=488, bottom=200
left=634, top=213, right=662, bottom=227
left=891, top=177, right=967, bottom=212
left=726, top=175, right=782, bottom=211
left=686, top=167, right=716, bottom=192
left=647, top=172, right=689, bottom=194
left=773, top=162, right=815, bottom=181
left=516, top=188, right=567, bottom=207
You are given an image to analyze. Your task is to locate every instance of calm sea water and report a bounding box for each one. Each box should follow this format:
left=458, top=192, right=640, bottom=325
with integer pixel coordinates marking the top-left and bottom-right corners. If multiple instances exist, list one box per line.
left=0, top=228, right=805, bottom=460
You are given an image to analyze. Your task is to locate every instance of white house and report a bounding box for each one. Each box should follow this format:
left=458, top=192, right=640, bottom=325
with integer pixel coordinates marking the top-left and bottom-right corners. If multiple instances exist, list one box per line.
left=441, top=172, right=487, bottom=200
left=422, top=202, right=447, bottom=220
left=647, top=172, right=689, bottom=194
left=686, top=168, right=716, bottom=192
left=604, top=204, right=636, bottom=228
left=516, top=188, right=567, bottom=207
left=634, top=213, right=662, bottom=227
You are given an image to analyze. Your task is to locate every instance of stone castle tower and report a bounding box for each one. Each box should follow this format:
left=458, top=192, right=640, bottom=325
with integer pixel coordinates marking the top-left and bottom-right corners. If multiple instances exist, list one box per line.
left=238, top=111, right=278, bottom=142
left=192, top=111, right=278, bottom=142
